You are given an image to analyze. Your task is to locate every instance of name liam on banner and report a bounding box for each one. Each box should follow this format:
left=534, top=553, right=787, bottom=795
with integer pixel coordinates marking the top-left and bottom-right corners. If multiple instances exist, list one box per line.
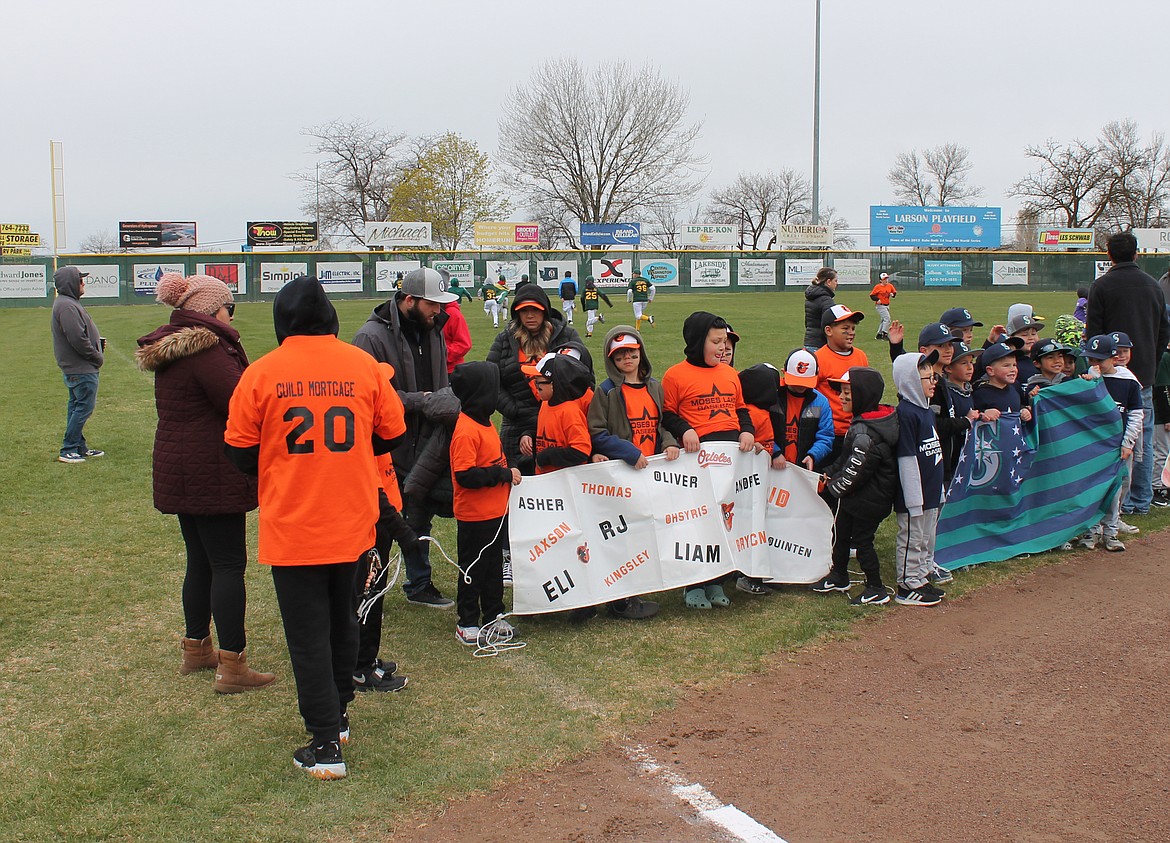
left=508, top=443, right=833, bottom=614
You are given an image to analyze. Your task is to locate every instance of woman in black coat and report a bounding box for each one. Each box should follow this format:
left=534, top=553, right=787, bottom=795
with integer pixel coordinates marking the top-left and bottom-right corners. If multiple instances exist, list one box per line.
left=803, top=267, right=838, bottom=349
left=485, top=284, right=581, bottom=474
left=136, top=273, right=273, bottom=693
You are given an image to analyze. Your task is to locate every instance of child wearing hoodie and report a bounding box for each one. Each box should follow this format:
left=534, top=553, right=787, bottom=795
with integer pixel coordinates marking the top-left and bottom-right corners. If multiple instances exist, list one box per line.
left=892, top=352, right=946, bottom=607
left=523, top=353, right=594, bottom=475
left=662, top=312, right=756, bottom=609
left=449, top=361, right=523, bottom=646
left=811, top=367, right=900, bottom=606
left=586, top=326, right=680, bottom=619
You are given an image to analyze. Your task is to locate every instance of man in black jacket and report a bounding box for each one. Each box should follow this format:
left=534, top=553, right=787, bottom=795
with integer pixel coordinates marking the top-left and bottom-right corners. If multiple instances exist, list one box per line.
left=1087, top=232, right=1170, bottom=515
left=353, top=267, right=458, bottom=609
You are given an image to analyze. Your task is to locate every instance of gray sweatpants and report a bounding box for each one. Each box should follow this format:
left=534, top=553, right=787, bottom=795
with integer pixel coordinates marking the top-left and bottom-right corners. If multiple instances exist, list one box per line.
left=896, top=509, right=939, bottom=590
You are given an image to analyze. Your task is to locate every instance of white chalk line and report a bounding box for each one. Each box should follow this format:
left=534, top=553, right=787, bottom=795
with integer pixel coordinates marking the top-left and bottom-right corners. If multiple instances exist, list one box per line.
left=624, top=744, right=790, bottom=843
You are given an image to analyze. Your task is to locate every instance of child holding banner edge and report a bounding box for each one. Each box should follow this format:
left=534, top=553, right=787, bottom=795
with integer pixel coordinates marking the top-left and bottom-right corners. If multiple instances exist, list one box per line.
left=661, top=312, right=755, bottom=609
left=586, top=326, right=681, bottom=619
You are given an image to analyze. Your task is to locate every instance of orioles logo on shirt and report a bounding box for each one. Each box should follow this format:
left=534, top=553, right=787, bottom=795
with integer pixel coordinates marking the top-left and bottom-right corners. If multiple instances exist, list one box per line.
left=721, top=502, right=734, bottom=531
left=577, top=543, right=590, bottom=564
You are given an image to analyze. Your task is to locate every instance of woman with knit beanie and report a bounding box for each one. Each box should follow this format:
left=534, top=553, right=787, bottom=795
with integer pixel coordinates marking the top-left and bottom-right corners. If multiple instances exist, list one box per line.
left=136, top=274, right=274, bottom=693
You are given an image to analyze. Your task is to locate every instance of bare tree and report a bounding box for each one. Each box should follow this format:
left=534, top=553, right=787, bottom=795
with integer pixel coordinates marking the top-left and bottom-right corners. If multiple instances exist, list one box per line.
left=1009, top=136, right=1114, bottom=229
left=1098, top=120, right=1170, bottom=230
left=1010, top=207, right=1041, bottom=251
left=78, top=230, right=120, bottom=253
left=498, top=59, right=704, bottom=240
left=887, top=144, right=982, bottom=206
left=641, top=203, right=701, bottom=251
left=295, top=119, right=410, bottom=245
left=814, top=206, right=856, bottom=249
left=707, top=170, right=810, bottom=249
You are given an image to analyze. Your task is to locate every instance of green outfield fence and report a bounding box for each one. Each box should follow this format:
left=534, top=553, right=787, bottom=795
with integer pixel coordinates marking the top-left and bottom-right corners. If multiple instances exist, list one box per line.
left=3, top=249, right=1168, bottom=308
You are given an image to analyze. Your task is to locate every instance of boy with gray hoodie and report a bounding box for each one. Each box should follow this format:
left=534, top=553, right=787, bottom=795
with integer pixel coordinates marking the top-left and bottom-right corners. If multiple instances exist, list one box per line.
left=892, top=352, right=946, bottom=607
left=51, top=266, right=105, bottom=463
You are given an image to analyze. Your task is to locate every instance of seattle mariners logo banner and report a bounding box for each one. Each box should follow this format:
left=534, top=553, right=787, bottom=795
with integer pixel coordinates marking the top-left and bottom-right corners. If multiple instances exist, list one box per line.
left=936, top=380, right=1125, bottom=570
left=508, top=444, right=833, bottom=614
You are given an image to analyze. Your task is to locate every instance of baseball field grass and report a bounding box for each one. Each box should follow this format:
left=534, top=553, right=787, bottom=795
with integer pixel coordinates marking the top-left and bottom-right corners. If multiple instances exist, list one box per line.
left=2, top=288, right=1163, bottom=842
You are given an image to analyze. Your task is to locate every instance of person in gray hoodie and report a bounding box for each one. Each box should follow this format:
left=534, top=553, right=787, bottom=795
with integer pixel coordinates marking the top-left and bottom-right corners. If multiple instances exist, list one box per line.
left=892, top=352, right=945, bottom=607
left=51, top=266, right=105, bottom=463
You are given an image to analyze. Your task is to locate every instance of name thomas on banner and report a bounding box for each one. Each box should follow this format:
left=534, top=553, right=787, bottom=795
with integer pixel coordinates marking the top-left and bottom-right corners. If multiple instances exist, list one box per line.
left=508, top=443, right=833, bottom=614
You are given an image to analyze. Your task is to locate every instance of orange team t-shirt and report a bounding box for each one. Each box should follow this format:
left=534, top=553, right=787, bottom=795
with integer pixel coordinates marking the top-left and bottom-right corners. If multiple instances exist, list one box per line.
left=662, top=360, right=746, bottom=439
left=621, top=382, right=662, bottom=457
left=225, top=335, right=401, bottom=566
left=782, top=391, right=805, bottom=463
left=450, top=414, right=511, bottom=521
left=870, top=282, right=896, bottom=306
left=746, top=405, right=774, bottom=451
left=535, top=400, right=591, bottom=475
left=815, top=344, right=869, bottom=435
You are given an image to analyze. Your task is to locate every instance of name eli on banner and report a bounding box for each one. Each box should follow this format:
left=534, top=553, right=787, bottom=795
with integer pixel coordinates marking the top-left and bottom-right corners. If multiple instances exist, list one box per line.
left=508, top=444, right=832, bottom=614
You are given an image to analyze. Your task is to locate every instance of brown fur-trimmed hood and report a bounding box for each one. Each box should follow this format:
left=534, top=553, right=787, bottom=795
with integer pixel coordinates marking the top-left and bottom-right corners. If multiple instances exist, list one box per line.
left=136, top=326, right=220, bottom=372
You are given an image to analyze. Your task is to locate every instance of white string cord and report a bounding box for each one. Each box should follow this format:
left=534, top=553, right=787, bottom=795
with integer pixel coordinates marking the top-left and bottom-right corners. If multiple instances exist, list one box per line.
left=357, top=548, right=402, bottom=623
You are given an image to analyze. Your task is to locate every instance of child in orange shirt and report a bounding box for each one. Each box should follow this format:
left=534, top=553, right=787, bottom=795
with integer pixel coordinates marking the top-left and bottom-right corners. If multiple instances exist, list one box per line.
left=661, top=311, right=756, bottom=609
left=815, top=305, right=869, bottom=463
left=869, top=272, right=897, bottom=339
left=449, top=361, right=522, bottom=646
left=522, top=353, right=594, bottom=474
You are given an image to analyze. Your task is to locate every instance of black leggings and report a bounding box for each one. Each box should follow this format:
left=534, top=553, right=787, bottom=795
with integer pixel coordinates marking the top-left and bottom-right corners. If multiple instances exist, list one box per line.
left=178, top=512, right=248, bottom=652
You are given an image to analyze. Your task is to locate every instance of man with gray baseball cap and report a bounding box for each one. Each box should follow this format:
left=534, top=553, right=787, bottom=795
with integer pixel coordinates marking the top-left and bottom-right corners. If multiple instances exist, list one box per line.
left=353, top=266, right=458, bottom=626
left=51, top=266, right=105, bottom=463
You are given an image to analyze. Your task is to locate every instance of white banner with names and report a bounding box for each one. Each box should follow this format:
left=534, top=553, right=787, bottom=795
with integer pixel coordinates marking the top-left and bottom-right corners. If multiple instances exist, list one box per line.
left=508, top=444, right=833, bottom=614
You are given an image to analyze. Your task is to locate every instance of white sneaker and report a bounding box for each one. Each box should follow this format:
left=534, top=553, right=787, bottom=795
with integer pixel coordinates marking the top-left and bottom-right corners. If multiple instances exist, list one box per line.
left=482, top=617, right=516, bottom=640
left=455, top=625, right=482, bottom=646
left=502, top=555, right=513, bottom=587
left=1117, top=520, right=1139, bottom=535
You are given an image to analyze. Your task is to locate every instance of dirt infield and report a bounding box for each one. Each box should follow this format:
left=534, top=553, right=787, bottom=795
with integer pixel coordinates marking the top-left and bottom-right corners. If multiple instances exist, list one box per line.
left=387, top=535, right=1170, bottom=842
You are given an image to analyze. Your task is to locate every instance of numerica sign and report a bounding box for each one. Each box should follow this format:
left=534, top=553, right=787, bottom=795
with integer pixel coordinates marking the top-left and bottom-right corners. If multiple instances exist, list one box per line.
left=364, top=222, right=432, bottom=248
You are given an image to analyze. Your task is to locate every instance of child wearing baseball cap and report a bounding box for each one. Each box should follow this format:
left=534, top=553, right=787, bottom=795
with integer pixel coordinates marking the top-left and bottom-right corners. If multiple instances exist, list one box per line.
left=815, top=305, right=869, bottom=463
left=972, top=337, right=1033, bottom=423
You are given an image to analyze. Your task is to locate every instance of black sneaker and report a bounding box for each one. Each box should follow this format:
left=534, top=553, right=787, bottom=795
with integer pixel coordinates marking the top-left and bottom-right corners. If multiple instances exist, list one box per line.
left=82, top=448, right=105, bottom=458
left=850, top=586, right=890, bottom=606
left=293, top=740, right=346, bottom=780
left=921, top=582, right=946, bottom=597
left=405, top=583, right=455, bottom=608
left=567, top=606, right=597, bottom=624
left=1152, top=490, right=1170, bottom=508
left=353, top=663, right=409, bottom=693
left=811, top=575, right=850, bottom=593
left=736, top=576, right=770, bottom=596
left=607, top=596, right=659, bottom=620
left=339, top=713, right=350, bottom=745
left=895, top=586, right=943, bottom=606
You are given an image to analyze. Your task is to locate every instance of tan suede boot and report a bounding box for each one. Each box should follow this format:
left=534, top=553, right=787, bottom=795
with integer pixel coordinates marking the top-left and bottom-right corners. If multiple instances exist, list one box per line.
left=214, top=650, right=276, bottom=694
left=180, top=636, right=219, bottom=675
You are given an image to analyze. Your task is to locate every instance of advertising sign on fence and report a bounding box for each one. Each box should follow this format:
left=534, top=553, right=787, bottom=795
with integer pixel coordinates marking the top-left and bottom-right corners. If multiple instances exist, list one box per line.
left=433, top=260, right=476, bottom=289
left=639, top=258, right=680, bottom=286
left=486, top=260, right=530, bottom=286
left=196, top=262, right=247, bottom=294
left=246, top=221, right=318, bottom=247
left=1036, top=228, right=1095, bottom=250
left=832, top=258, right=871, bottom=285
left=777, top=224, right=833, bottom=248
left=737, top=259, right=777, bottom=286
left=1134, top=228, right=1170, bottom=252
left=80, top=264, right=121, bottom=298
left=120, top=222, right=197, bottom=249
left=134, top=263, right=186, bottom=295
left=1095, top=260, right=1112, bottom=279
left=680, top=224, right=736, bottom=248
left=259, top=262, right=309, bottom=294
left=992, top=260, right=1029, bottom=286
left=536, top=261, right=578, bottom=290
left=690, top=258, right=731, bottom=288
left=315, top=261, right=364, bottom=292
left=784, top=259, right=824, bottom=287
left=579, top=223, right=641, bottom=247
left=590, top=255, right=634, bottom=287
left=364, top=222, right=432, bottom=248
left=473, top=221, right=540, bottom=248
left=870, top=206, right=1001, bottom=248
left=375, top=260, right=421, bottom=292
left=924, top=260, right=963, bottom=287
left=0, top=265, right=46, bottom=298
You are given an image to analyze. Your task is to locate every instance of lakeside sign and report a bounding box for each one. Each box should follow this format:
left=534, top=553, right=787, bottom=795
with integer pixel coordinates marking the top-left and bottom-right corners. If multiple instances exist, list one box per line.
left=579, top=222, right=641, bottom=247
left=870, top=206, right=1001, bottom=248
left=364, top=222, right=432, bottom=248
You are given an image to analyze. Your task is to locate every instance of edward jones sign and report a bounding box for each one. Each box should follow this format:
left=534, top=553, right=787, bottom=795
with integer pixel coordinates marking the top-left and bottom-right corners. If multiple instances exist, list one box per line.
left=364, top=222, right=432, bottom=248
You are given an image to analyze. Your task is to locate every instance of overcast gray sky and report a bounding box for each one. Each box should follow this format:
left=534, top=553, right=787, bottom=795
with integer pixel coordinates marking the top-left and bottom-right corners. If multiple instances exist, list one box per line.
left=3, top=0, right=1166, bottom=251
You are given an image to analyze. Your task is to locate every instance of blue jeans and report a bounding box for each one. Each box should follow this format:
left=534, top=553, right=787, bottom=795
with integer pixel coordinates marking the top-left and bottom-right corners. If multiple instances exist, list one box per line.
left=61, top=372, right=99, bottom=456
left=401, top=496, right=435, bottom=598
left=1123, top=386, right=1154, bottom=513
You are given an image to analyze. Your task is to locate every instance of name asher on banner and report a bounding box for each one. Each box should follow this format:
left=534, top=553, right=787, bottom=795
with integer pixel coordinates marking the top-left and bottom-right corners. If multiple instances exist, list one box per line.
left=364, top=221, right=432, bottom=248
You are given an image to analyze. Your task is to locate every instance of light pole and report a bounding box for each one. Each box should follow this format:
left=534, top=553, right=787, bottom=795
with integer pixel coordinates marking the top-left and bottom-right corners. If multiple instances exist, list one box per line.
left=811, top=0, right=821, bottom=225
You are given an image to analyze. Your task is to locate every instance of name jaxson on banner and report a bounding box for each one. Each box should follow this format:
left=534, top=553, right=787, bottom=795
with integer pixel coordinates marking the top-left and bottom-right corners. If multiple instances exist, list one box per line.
left=507, top=443, right=834, bottom=615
